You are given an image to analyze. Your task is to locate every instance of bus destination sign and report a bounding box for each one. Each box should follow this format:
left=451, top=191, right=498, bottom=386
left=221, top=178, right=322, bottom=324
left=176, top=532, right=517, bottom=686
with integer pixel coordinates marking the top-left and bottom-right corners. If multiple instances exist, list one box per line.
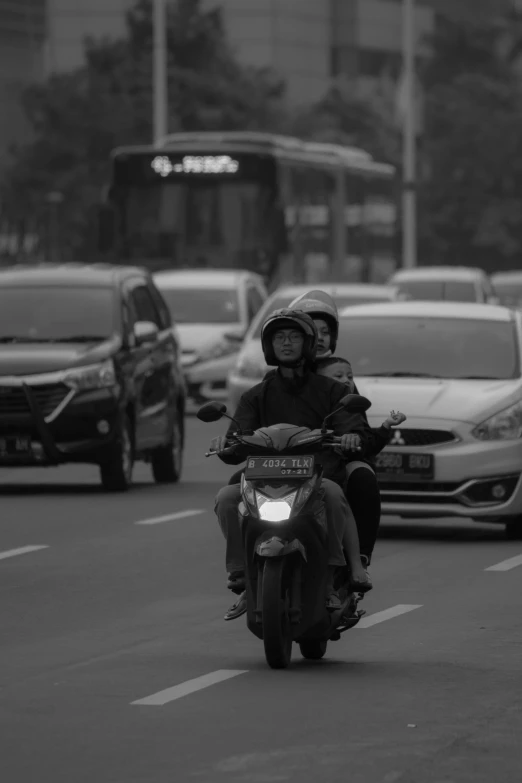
left=151, top=154, right=239, bottom=177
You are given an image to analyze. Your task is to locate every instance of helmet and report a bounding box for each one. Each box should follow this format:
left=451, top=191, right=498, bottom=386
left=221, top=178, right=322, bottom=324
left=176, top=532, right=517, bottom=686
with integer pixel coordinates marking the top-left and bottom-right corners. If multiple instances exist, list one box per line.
left=261, top=309, right=319, bottom=367
left=288, top=290, right=339, bottom=354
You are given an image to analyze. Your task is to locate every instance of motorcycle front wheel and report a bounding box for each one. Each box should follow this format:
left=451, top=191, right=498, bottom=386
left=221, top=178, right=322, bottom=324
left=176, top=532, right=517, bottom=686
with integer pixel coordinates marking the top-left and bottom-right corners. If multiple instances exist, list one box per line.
left=261, top=558, right=293, bottom=669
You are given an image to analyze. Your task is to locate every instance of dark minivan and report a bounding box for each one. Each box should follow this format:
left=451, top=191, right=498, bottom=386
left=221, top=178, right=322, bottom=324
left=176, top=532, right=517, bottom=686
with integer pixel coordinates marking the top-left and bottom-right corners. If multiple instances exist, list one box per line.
left=0, top=263, right=186, bottom=491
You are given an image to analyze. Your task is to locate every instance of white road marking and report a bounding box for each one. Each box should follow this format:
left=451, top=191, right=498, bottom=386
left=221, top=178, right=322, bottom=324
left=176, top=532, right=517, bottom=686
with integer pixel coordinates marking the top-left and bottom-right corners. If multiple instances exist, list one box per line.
left=485, top=553, right=522, bottom=572
left=356, top=604, right=423, bottom=628
left=135, top=509, right=205, bottom=526
left=0, top=545, right=49, bottom=561
left=131, top=669, right=248, bottom=706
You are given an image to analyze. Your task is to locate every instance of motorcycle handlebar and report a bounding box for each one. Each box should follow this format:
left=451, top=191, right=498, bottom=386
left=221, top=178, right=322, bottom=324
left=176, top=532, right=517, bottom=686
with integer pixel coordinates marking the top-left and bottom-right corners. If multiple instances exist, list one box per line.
left=206, top=435, right=361, bottom=456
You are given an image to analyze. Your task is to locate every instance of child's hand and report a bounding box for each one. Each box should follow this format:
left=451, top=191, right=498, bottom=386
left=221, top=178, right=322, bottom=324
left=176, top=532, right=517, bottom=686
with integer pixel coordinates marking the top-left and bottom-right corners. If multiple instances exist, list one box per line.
left=386, top=410, right=407, bottom=427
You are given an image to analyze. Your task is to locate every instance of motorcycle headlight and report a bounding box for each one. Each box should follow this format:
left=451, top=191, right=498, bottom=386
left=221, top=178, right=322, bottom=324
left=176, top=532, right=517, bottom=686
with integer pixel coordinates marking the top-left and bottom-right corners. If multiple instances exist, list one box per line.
left=256, top=491, right=297, bottom=522
left=63, top=359, right=117, bottom=391
left=472, top=401, right=522, bottom=441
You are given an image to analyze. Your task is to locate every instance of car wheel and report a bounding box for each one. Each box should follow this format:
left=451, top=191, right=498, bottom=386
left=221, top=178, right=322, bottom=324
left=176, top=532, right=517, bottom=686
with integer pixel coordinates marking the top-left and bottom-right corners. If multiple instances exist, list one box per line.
left=99, top=414, right=134, bottom=492
left=151, top=409, right=183, bottom=484
left=504, top=516, right=522, bottom=540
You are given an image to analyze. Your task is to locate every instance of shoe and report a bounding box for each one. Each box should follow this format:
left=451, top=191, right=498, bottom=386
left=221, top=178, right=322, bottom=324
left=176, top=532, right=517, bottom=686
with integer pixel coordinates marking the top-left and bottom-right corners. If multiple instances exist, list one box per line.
left=227, top=570, right=245, bottom=594
left=350, top=573, right=373, bottom=593
left=224, top=590, right=247, bottom=621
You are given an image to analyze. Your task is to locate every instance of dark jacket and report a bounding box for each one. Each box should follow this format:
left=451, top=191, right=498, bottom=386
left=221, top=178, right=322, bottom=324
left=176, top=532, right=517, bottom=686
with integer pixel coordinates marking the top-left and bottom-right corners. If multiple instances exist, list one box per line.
left=220, top=368, right=373, bottom=487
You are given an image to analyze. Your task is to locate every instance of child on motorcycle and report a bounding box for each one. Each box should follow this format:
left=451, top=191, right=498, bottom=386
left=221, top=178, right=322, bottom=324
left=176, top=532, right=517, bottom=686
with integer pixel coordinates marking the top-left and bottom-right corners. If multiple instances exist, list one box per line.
left=315, top=356, right=407, bottom=451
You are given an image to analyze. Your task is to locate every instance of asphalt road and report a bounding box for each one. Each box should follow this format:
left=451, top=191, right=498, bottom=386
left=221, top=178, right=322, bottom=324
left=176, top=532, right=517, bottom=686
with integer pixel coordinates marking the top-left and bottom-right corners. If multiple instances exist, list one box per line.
left=1, top=417, right=522, bottom=783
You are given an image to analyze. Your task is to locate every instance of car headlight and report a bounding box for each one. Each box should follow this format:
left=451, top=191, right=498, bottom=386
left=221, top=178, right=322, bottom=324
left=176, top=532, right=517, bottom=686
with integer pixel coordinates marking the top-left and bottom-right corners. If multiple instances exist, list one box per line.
left=63, top=359, right=117, bottom=391
left=256, top=491, right=297, bottom=522
left=235, top=356, right=266, bottom=380
left=472, top=401, right=522, bottom=441
left=196, top=339, right=238, bottom=364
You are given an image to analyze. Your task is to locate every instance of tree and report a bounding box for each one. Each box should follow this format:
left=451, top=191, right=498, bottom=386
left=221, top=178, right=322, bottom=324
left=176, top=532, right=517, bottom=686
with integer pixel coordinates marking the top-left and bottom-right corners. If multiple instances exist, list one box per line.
left=0, top=0, right=284, bottom=261
left=418, top=9, right=522, bottom=270
left=285, top=79, right=400, bottom=165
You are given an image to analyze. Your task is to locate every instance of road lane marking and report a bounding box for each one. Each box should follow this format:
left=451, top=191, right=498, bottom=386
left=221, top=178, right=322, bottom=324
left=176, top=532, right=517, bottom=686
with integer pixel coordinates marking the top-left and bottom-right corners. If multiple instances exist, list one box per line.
left=356, top=604, right=423, bottom=628
left=135, top=509, right=205, bottom=526
left=0, top=545, right=49, bottom=561
left=131, top=669, right=248, bottom=706
left=485, top=554, right=522, bottom=572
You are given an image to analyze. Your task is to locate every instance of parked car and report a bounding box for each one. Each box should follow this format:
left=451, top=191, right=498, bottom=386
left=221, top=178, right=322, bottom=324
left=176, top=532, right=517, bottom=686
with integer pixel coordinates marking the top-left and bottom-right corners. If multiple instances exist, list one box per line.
left=389, top=266, right=498, bottom=304
left=154, top=269, right=267, bottom=409
left=227, top=282, right=398, bottom=411
left=0, top=263, right=186, bottom=491
left=491, top=270, right=522, bottom=308
left=337, top=300, right=522, bottom=538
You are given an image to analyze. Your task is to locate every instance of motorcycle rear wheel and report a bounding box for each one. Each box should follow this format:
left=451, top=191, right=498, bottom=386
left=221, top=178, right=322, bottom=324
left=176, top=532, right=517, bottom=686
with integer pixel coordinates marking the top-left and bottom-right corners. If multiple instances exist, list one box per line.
left=299, top=640, right=327, bottom=660
left=261, top=559, right=293, bottom=669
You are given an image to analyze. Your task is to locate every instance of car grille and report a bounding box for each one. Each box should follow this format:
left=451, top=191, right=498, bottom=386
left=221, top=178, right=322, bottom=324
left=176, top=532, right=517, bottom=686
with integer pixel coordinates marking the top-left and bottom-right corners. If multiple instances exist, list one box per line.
left=378, top=480, right=462, bottom=493
left=386, top=429, right=456, bottom=447
left=0, top=384, right=69, bottom=418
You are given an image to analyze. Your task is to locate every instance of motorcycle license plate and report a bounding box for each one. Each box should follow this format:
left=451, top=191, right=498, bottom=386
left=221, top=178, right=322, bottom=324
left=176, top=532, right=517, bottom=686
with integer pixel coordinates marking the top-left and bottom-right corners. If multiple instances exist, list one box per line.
left=375, top=451, right=434, bottom=479
left=245, top=455, right=315, bottom=479
left=0, top=435, right=32, bottom=457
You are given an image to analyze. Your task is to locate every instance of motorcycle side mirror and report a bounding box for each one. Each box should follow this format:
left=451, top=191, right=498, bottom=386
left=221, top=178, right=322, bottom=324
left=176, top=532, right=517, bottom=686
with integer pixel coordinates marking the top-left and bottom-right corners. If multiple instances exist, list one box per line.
left=197, top=401, right=227, bottom=423
left=320, top=393, right=372, bottom=433
left=338, top=393, right=372, bottom=413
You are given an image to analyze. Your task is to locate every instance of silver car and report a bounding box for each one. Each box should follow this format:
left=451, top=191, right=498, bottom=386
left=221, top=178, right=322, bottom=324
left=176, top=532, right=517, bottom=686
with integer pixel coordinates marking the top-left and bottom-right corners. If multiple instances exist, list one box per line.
left=154, top=269, right=267, bottom=408
left=389, top=266, right=498, bottom=304
left=227, top=283, right=398, bottom=411
left=337, top=301, right=522, bottom=538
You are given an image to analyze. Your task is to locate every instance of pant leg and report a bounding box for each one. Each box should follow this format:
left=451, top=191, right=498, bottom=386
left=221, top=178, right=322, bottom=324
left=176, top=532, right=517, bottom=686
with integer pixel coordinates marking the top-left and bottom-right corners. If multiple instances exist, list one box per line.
left=214, top=484, right=243, bottom=573
left=345, top=466, right=381, bottom=562
left=321, top=478, right=350, bottom=567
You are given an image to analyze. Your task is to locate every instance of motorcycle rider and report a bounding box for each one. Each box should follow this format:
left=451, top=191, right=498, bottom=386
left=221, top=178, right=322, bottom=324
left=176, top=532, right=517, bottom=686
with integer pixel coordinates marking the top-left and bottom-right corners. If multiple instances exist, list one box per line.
left=211, top=309, right=373, bottom=620
left=288, top=290, right=383, bottom=571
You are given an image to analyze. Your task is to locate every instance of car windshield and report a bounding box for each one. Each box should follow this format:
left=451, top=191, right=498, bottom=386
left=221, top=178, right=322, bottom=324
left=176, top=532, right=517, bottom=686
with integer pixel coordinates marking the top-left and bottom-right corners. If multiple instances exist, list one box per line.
left=396, top=280, right=477, bottom=302
left=493, top=281, right=522, bottom=307
left=252, top=293, right=391, bottom=337
left=337, top=316, right=519, bottom=380
left=159, top=287, right=240, bottom=323
left=0, top=286, right=114, bottom=341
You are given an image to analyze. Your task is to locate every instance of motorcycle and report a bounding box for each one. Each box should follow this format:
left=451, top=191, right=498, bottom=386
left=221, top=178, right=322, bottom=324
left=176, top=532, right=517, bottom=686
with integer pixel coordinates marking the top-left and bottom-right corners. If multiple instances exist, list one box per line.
left=197, top=392, right=372, bottom=670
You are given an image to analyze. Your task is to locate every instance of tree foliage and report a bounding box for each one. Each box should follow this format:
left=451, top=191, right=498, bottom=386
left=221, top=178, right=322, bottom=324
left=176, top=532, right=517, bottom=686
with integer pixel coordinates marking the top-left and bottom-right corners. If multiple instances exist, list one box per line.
left=1, top=0, right=284, bottom=259
left=418, top=10, right=522, bottom=269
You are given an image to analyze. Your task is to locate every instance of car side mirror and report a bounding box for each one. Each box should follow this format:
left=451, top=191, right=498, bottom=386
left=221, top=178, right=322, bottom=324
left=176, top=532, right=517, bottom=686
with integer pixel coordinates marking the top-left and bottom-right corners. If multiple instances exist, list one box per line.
left=197, top=401, right=227, bottom=422
left=134, top=321, right=159, bottom=346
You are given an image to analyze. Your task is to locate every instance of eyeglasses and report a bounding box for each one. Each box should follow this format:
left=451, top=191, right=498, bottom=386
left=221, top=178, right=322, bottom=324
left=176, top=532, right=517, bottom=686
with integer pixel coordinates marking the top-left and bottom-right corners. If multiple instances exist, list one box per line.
left=272, top=331, right=304, bottom=344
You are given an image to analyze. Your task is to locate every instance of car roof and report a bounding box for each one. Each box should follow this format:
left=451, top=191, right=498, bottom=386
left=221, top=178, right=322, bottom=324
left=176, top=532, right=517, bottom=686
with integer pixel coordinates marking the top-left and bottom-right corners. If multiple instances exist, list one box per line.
left=268, top=283, right=396, bottom=299
left=0, top=262, right=148, bottom=287
left=390, top=266, right=486, bottom=282
left=338, top=301, right=515, bottom=322
left=153, top=268, right=262, bottom=288
left=491, top=271, right=522, bottom=283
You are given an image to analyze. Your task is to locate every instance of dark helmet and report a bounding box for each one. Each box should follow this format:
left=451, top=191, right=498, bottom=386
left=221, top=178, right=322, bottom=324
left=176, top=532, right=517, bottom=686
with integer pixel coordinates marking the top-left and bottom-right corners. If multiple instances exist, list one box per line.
left=261, top=309, right=319, bottom=367
left=288, top=290, right=339, bottom=353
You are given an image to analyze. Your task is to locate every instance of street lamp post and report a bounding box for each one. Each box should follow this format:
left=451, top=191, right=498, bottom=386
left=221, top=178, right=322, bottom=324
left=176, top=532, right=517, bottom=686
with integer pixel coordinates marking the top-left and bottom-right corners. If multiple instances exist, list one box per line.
left=402, top=0, right=417, bottom=268
left=153, top=0, right=168, bottom=145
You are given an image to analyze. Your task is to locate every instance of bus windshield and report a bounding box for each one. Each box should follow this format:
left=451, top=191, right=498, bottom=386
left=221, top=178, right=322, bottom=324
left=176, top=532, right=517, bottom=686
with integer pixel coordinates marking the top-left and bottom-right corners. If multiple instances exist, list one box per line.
left=112, top=151, right=280, bottom=275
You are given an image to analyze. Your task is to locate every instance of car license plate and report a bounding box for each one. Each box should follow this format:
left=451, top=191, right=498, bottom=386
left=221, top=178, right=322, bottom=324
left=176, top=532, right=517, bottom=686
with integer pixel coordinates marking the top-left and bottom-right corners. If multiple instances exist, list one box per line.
left=0, top=436, right=32, bottom=457
left=245, top=455, right=315, bottom=479
left=375, top=451, right=434, bottom=479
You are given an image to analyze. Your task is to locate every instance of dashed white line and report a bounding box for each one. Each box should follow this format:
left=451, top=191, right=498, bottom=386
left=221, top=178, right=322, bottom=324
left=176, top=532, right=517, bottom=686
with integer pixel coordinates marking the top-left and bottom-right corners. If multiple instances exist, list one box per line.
left=485, top=554, right=522, bottom=572
left=0, top=545, right=49, bottom=561
left=131, top=669, right=248, bottom=706
left=356, top=604, right=423, bottom=628
left=135, top=509, right=205, bottom=526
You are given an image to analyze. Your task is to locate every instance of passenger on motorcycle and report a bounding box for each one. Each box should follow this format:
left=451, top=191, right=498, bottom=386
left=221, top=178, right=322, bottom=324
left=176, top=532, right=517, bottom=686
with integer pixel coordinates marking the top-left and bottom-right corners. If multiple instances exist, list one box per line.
left=288, top=290, right=384, bottom=571
left=211, top=309, right=373, bottom=620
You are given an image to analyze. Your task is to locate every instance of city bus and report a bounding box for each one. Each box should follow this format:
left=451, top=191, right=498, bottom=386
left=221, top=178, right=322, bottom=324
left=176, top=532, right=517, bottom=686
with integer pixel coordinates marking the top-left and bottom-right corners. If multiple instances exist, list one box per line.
left=97, top=131, right=398, bottom=286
